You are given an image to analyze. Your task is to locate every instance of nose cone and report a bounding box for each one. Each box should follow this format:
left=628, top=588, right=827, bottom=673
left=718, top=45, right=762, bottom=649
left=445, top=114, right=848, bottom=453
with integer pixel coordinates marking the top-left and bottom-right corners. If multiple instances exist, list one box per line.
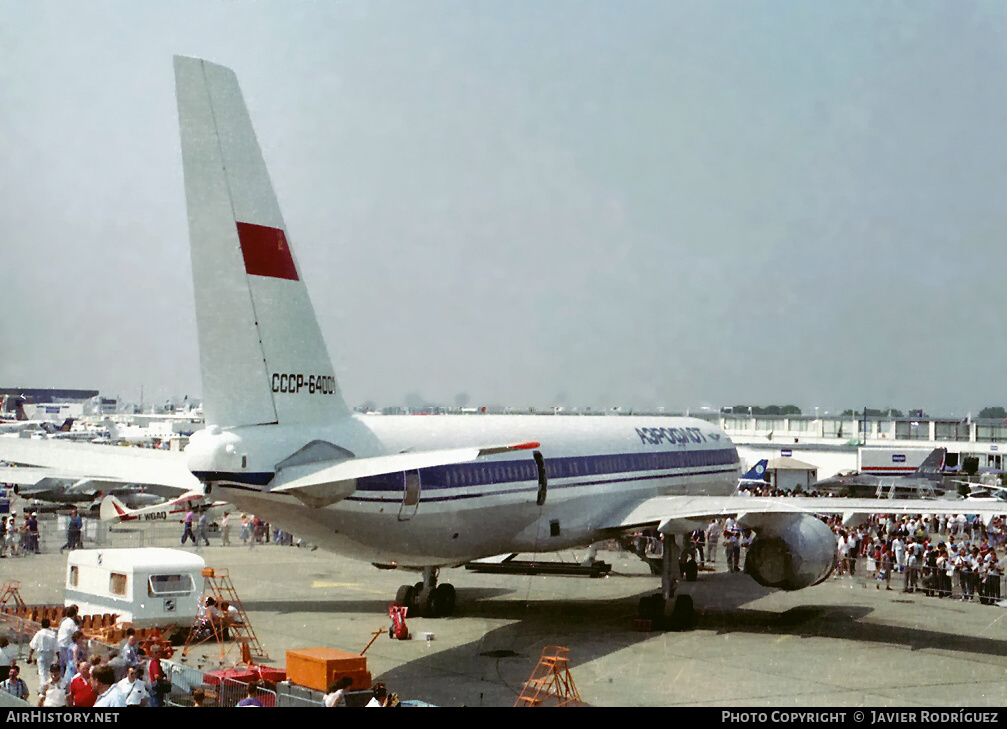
left=185, top=426, right=244, bottom=475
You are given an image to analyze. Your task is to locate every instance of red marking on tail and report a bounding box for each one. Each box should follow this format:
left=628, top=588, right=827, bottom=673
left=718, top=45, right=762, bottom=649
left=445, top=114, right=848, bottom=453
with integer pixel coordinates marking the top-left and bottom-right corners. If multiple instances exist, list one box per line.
left=236, top=222, right=299, bottom=281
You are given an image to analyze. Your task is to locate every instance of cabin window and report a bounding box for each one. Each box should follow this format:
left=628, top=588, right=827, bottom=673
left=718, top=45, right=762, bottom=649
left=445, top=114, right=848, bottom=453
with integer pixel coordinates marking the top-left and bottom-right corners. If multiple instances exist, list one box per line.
left=69, top=566, right=78, bottom=587
left=109, top=573, right=128, bottom=597
left=148, top=574, right=195, bottom=597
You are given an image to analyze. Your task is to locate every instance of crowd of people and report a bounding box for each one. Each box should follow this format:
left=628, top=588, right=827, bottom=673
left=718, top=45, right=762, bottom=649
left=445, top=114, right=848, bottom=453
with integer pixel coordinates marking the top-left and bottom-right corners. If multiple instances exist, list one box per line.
left=0, top=510, right=42, bottom=557
left=178, top=509, right=295, bottom=549
left=674, top=511, right=1004, bottom=604
left=0, top=606, right=167, bottom=707
left=829, top=513, right=1004, bottom=602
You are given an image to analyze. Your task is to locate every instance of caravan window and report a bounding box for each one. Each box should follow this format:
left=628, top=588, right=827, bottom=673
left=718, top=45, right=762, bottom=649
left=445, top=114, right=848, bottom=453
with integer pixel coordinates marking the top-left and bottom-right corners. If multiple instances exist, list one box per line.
left=110, top=573, right=128, bottom=596
left=69, top=566, right=78, bottom=587
left=148, top=574, right=195, bottom=597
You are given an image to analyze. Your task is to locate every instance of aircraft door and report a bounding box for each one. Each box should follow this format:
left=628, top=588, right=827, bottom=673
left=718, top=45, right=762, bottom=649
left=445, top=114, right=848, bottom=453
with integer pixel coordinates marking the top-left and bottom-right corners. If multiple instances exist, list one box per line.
left=398, top=470, right=421, bottom=521
left=534, top=451, right=547, bottom=506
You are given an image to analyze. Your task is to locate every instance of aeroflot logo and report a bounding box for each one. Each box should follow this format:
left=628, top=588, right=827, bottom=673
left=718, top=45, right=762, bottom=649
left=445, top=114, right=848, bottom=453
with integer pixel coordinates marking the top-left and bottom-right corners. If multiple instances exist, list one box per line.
left=272, top=373, right=338, bottom=395
left=635, top=427, right=708, bottom=445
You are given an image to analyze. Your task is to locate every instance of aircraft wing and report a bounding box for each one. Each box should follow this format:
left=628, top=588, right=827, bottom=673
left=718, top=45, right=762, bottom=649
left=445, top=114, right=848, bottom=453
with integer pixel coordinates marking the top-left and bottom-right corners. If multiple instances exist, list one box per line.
left=0, top=466, right=63, bottom=486
left=269, top=441, right=540, bottom=508
left=0, top=438, right=199, bottom=492
left=601, top=495, right=1007, bottom=534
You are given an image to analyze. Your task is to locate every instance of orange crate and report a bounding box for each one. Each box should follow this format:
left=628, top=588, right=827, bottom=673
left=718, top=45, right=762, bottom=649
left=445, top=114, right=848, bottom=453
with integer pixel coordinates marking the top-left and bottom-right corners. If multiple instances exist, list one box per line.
left=285, top=647, right=370, bottom=692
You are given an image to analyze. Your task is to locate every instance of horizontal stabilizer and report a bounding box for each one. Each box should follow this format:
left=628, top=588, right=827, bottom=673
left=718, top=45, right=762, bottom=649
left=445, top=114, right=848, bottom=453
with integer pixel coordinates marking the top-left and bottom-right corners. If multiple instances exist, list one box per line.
left=270, top=440, right=540, bottom=508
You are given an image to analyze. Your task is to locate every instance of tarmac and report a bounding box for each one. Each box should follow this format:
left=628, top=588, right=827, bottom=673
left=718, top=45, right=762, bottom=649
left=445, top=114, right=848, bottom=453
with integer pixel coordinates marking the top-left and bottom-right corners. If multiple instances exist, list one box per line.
left=2, top=532, right=1007, bottom=707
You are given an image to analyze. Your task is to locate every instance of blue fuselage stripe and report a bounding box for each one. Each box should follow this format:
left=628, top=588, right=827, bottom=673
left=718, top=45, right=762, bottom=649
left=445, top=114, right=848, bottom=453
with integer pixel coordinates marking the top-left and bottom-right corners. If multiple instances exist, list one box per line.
left=206, top=447, right=740, bottom=501
left=356, top=447, right=739, bottom=492
left=345, top=465, right=738, bottom=503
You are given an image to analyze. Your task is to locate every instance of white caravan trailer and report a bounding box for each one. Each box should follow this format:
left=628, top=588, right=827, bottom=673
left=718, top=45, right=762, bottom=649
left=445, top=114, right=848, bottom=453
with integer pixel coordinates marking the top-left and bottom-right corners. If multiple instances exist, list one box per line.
left=65, top=548, right=205, bottom=628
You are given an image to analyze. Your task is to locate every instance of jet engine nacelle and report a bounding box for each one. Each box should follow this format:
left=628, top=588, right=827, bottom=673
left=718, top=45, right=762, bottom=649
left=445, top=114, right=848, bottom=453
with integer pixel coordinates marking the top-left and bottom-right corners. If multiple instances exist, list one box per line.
left=744, top=514, right=837, bottom=590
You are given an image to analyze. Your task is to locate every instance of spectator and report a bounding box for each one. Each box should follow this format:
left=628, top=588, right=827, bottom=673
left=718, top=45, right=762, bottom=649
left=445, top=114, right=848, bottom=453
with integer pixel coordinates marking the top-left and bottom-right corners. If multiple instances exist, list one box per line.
left=26, top=512, right=39, bottom=554
left=180, top=508, right=197, bottom=545
left=91, top=665, right=126, bottom=708
left=116, top=665, right=148, bottom=707
left=195, top=509, right=210, bottom=547
left=61, top=507, right=83, bottom=553
left=221, top=512, right=231, bottom=546
left=705, top=519, right=720, bottom=565
left=322, top=676, right=352, bottom=707
left=366, top=681, right=388, bottom=707
left=37, top=663, right=66, bottom=707
left=1, top=664, right=28, bottom=701
left=57, top=606, right=77, bottom=674
left=191, top=687, right=206, bottom=707
left=146, top=644, right=168, bottom=708
left=0, top=636, right=17, bottom=681
left=28, top=618, right=57, bottom=685
left=67, top=661, right=96, bottom=707
left=236, top=680, right=264, bottom=707
left=904, top=543, right=919, bottom=593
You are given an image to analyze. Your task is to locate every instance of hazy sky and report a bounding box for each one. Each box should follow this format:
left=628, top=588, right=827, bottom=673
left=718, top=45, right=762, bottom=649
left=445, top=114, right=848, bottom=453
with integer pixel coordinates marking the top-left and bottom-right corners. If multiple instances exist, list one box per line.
left=3, top=2, right=1007, bottom=415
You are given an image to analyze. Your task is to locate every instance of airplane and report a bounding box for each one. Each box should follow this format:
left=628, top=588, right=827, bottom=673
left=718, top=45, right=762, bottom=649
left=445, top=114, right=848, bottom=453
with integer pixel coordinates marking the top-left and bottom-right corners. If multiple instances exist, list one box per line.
left=0, top=395, right=74, bottom=435
left=738, top=459, right=769, bottom=487
left=0, top=465, right=164, bottom=510
left=98, top=490, right=225, bottom=523
left=3, top=57, right=1006, bottom=629
left=811, top=447, right=954, bottom=499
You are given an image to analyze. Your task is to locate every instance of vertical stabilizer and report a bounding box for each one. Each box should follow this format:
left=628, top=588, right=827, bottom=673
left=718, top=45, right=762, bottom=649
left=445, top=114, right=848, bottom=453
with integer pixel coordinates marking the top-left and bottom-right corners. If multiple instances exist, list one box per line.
left=174, top=56, right=350, bottom=427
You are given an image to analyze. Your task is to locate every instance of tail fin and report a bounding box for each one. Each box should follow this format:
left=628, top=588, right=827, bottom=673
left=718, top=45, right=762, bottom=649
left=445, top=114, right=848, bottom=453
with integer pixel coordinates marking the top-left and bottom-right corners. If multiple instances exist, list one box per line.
left=741, top=459, right=768, bottom=481
left=173, top=56, right=350, bottom=428
left=916, top=448, right=946, bottom=475
left=99, top=493, right=131, bottom=522
left=59, top=418, right=74, bottom=433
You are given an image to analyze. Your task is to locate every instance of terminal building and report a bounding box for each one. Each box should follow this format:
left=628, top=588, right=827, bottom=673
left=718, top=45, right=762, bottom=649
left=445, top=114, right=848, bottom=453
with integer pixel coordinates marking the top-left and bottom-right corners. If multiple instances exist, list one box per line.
left=0, top=387, right=114, bottom=420
left=711, top=412, right=1007, bottom=482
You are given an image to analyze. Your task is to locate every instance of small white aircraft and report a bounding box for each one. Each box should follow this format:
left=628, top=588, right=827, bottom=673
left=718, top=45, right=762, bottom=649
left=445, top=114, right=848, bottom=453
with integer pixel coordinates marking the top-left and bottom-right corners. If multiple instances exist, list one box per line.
left=99, top=490, right=224, bottom=523
left=4, top=57, right=1006, bottom=627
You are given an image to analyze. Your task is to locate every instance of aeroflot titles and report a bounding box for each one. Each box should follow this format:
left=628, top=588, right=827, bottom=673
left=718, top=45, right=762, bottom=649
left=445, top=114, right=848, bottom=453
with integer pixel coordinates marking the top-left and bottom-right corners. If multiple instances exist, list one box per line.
left=635, top=426, right=712, bottom=446
left=271, top=373, right=338, bottom=395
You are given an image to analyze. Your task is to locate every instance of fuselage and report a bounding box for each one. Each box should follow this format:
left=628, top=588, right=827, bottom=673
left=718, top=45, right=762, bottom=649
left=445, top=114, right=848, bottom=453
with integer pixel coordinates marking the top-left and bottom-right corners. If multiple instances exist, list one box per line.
left=194, top=414, right=740, bottom=567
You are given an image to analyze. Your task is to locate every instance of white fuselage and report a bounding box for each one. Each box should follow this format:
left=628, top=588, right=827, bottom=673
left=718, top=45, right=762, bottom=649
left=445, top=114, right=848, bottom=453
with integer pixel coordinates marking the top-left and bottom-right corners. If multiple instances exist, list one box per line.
left=198, top=415, right=740, bottom=567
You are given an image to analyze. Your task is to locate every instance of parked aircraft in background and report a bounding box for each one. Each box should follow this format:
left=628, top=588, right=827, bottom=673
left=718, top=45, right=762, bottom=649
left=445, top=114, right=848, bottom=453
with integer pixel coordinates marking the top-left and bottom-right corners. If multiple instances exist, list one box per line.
left=812, top=448, right=951, bottom=499
left=99, top=490, right=226, bottom=523
left=738, top=459, right=769, bottom=487
left=4, top=58, right=1007, bottom=630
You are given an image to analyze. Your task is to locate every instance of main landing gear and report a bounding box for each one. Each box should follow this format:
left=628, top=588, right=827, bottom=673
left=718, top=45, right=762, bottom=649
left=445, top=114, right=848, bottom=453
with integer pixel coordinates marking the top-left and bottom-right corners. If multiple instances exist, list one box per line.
left=636, top=534, right=697, bottom=631
left=394, top=567, right=456, bottom=618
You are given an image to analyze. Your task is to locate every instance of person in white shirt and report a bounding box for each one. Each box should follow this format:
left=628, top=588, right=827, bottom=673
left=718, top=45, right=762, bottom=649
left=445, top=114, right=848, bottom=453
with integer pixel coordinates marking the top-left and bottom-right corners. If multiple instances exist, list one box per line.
left=28, top=619, right=57, bottom=685
left=323, top=676, right=352, bottom=707
left=116, top=666, right=148, bottom=707
left=91, top=665, right=126, bottom=708
left=365, top=682, right=389, bottom=707
left=56, top=606, right=78, bottom=674
left=37, top=663, right=66, bottom=708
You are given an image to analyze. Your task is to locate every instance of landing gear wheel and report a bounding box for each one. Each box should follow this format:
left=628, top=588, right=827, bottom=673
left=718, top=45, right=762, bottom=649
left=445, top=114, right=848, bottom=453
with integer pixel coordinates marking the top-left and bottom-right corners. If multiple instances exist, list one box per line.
left=432, top=584, right=456, bottom=616
left=637, top=593, right=663, bottom=621
left=683, top=561, right=698, bottom=582
left=668, top=594, right=695, bottom=631
left=417, top=587, right=437, bottom=617
left=395, top=584, right=416, bottom=609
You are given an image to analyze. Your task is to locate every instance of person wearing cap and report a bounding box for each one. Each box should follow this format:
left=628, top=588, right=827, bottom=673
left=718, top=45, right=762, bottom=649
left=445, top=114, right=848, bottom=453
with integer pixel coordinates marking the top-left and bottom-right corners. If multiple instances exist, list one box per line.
left=5, top=512, right=18, bottom=557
